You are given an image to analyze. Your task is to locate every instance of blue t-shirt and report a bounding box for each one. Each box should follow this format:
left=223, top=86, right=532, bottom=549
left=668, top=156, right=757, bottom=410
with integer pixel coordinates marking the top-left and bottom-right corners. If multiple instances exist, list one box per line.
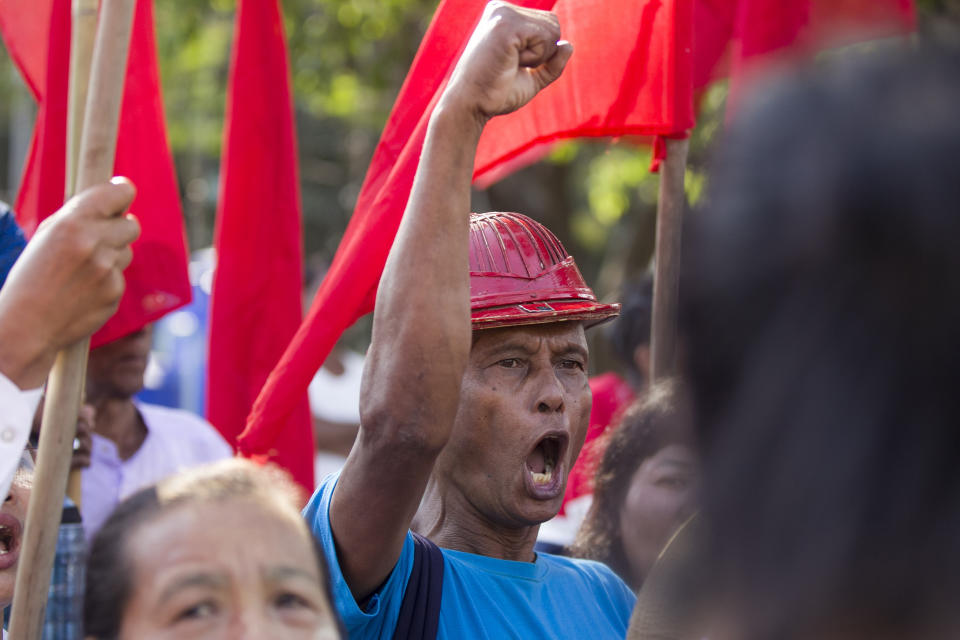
left=305, top=473, right=636, bottom=639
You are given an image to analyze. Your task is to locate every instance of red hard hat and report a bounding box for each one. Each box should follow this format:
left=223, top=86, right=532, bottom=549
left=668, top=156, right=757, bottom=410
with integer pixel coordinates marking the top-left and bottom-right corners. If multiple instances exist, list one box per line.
left=469, top=212, right=620, bottom=330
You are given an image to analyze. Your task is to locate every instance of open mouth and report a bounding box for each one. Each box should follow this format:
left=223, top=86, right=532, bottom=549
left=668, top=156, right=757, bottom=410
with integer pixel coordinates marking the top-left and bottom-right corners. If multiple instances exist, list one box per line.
left=0, top=524, right=18, bottom=555
left=525, top=433, right=567, bottom=488
left=0, top=513, right=22, bottom=568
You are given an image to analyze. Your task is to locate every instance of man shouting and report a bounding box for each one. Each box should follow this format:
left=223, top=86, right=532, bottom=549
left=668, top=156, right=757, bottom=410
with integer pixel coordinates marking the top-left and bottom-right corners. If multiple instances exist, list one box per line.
left=305, top=3, right=635, bottom=637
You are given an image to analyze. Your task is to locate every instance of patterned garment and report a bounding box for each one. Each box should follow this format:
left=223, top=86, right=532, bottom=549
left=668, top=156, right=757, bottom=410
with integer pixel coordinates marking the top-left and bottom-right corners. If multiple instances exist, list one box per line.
left=42, top=502, right=85, bottom=639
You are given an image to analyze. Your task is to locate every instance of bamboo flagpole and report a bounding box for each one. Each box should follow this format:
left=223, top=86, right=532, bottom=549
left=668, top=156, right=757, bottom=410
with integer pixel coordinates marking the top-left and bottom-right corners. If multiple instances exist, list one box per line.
left=650, top=137, right=689, bottom=382
left=64, top=0, right=99, bottom=510
left=8, top=1, right=137, bottom=636
left=66, top=0, right=98, bottom=199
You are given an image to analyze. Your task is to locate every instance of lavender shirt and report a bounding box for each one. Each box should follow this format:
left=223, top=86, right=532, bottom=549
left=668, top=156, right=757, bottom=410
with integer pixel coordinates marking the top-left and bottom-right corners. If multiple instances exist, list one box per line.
left=81, top=401, right=232, bottom=541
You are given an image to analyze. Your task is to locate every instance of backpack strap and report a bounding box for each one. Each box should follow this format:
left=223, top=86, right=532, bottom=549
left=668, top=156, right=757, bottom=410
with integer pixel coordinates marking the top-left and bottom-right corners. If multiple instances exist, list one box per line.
left=392, top=533, right=445, bottom=640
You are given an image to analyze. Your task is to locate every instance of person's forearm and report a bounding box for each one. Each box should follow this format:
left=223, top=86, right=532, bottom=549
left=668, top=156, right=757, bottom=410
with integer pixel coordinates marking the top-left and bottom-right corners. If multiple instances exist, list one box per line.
left=362, top=102, right=482, bottom=449
left=0, top=179, right=138, bottom=391
left=0, top=325, right=55, bottom=391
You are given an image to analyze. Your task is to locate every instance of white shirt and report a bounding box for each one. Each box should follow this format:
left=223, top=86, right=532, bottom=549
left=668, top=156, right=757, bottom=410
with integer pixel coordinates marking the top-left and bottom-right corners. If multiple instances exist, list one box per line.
left=0, top=373, right=41, bottom=504
left=81, top=401, right=232, bottom=541
left=309, top=350, right=365, bottom=486
left=308, top=350, right=364, bottom=424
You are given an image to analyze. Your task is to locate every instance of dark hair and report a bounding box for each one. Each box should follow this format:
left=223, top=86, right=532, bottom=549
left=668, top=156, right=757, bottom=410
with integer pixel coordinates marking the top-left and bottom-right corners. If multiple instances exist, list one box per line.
left=569, top=381, right=694, bottom=588
left=682, top=45, right=960, bottom=639
left=609, top=276, right=653, bottom=385
left=84, top=459, right=343, bottom=639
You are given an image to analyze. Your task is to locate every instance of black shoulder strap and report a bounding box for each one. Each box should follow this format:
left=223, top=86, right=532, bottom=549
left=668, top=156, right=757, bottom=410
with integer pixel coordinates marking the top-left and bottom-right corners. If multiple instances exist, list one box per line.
left=392, top=532, right=445, bottom=640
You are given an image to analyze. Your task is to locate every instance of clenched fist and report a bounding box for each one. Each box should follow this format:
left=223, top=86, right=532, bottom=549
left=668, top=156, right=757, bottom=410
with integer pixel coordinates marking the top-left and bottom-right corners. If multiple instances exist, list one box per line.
left=0, top=178, right=140, bottom=390
left=439, top=1, right=572, bottom=126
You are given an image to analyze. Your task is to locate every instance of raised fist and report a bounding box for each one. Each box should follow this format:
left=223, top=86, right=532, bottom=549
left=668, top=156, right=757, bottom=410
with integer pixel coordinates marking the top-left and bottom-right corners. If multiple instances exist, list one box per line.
left=440, top=1, right=572, bottom=124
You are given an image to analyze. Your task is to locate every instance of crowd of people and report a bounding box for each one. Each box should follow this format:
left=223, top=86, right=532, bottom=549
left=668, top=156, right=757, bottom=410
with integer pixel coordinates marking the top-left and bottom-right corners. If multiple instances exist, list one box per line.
left=0, top=1, right=957, bottom=638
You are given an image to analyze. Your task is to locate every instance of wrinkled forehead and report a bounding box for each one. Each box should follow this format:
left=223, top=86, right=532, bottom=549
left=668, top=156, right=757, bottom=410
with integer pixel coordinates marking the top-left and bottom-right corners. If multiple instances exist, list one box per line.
left=470, top=320, right=588, bottom=355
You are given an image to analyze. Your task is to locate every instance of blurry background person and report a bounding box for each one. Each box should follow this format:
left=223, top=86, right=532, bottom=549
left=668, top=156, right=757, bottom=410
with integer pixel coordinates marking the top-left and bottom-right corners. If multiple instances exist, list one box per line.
left=570, top=382, right=698, bottom=591
left=539, top=276, right=654, bottom=552
left=84, top=459, right=343, bottom=640
left=607, top=276, right=654, bottom=395
left=308, top=343, right=364, bottom=483
left=81, top=323, right=232, bottom=541
left=680, top=44, right=960, bottom=640
left=28, top=404, right=93, bottom=640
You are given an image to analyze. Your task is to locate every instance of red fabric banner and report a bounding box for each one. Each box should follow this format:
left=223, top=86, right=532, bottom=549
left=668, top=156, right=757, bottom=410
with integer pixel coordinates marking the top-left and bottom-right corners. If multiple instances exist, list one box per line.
left=0, top=0, right=192, bottom=348
left=239, top=0, right=914, bottom=462
left=239, top=0, right=693, bottom=461
left=0, top=0, right=52, bottom=100
left=238, top=0, right=532, bottom=460
left=209, top=0, right=313, bottom=491
left=475, top=0, right=695, bottom=186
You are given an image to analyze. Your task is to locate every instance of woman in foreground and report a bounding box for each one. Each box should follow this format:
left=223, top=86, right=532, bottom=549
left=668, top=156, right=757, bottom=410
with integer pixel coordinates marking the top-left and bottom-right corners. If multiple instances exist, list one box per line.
left=84, top=459, right=343, bottom=639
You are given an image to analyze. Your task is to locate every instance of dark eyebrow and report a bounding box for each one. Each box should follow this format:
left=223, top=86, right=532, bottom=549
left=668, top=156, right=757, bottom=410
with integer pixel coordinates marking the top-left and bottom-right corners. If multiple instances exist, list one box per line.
left=557, top=343, right=588, bottom=361
left=478, top=340, right=539, bottom=358
left=656, top=458, right=696, bottom=473
left=158, top=572, right=228, bottom=606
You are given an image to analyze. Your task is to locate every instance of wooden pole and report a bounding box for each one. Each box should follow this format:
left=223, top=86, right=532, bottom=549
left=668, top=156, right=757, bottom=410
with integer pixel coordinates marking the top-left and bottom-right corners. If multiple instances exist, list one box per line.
left=66, top=0, right=98, bottom=199
left=65, top=0, right=99, bottom=510
left=650, top=137, right=689, bottom=382
left=8, top=1, right=136, bottom=637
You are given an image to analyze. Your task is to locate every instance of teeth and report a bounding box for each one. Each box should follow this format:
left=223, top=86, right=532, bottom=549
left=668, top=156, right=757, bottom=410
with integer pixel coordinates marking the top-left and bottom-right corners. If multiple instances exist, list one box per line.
left=531, top=463, right=554, bottom=485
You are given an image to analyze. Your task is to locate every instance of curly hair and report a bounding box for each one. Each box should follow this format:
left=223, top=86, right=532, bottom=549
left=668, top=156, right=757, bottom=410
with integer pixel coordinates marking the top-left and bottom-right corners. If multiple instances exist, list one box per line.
left=568, top=381, right=695, bottom=589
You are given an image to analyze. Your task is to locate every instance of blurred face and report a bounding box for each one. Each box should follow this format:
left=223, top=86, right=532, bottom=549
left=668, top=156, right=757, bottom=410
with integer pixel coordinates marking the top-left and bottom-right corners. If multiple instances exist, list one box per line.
left=0, top=471, right=31, bottom=606
left=87, top=325, right=153, bottom=401
left=118, top=498, right=340, bottom=640
left=435, top=322, right=592, bottom=527
left=619, top=444, right=698, bottom=586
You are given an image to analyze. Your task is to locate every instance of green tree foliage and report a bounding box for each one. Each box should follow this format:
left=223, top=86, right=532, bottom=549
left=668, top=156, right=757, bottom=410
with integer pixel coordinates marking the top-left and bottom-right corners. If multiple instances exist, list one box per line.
left=152, top=0, right=435, bottom=253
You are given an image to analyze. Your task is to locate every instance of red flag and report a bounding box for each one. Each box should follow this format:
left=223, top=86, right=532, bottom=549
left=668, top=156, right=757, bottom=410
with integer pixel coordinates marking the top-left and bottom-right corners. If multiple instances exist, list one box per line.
left=239, top=0, right=913, bottom=462
left=239, top=0, right=692, bottom=460
left=0, top=0, right=192, bottom=348
left=209, top=0, right=313, bottom=490
left=0, top=0, right=51, bottom=99
left=238, top=0, right=521, bottom=460
left=475, top=0, right=695, bottom=185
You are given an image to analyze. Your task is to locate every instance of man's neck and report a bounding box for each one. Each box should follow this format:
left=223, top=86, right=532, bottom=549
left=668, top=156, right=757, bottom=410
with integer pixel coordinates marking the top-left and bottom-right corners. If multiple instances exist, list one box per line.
left=90, top=396, right=147, bottom=460
left=414, top=481, right=540, bottom=562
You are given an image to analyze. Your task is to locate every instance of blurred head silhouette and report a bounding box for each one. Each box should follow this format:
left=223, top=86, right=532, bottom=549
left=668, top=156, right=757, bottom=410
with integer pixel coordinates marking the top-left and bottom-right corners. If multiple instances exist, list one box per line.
left=682, top=44, right=960, bottom=640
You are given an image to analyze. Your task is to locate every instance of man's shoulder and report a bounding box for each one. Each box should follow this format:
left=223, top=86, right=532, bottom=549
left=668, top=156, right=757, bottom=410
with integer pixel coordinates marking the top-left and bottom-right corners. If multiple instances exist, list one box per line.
left=540, top=552, right=625, bottom=582
left=539, top=554, right=637, bottom=626
left=138, top=401, right=211, bottom=430
left=137, top=402, right=231, bottom=452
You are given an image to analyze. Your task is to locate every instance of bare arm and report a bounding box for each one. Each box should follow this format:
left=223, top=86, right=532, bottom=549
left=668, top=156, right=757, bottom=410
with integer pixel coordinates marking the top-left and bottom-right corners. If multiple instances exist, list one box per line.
left=329, top=1, right=572, bottom=599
